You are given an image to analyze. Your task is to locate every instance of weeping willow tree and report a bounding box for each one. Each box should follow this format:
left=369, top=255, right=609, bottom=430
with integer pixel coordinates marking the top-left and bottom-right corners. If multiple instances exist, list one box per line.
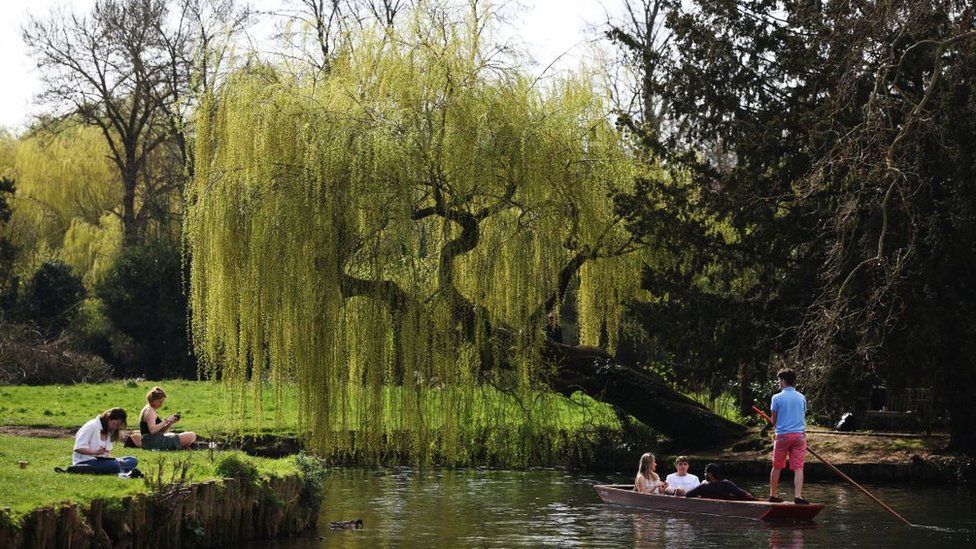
left=186, top=5, right=744, bottom=462
left=6, top=125, right=123, bottom=285
left=0, top=131, right=14, bottom=177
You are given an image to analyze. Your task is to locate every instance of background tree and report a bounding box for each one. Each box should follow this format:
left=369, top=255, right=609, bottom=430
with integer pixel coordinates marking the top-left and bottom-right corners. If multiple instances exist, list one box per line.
left=22, top=0, right=248, bottom=246
left=24, top=0, right=180, bottom=245
left=603, top=0, right=676, bottom=133
left=156, top=0, right=252, bottom=179
left=19, top=261, right=87, bottom=337
left=602, top=0, right=799, bottom=417
left=0, top=177, right=19, bottom=305
left=617, top=0, right=976, bottom=452
left=97, top=238, right=195, bottom=378
left=8, top=124, right=122, bottom=286
left=274, top=0, right=410, bottom=76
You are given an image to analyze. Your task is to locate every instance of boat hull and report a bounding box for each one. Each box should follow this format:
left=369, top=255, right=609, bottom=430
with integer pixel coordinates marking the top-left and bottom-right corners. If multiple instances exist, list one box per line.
left=594, top=485, right=824, bottom=521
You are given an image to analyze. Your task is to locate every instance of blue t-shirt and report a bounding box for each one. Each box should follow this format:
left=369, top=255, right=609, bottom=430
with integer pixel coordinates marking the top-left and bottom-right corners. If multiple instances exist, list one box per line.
left=771, top=386, right=806, bottom=435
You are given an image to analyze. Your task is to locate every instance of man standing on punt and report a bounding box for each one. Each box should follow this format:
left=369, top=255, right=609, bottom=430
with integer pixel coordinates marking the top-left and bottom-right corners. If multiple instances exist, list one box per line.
left=768, top=369, right=809, bottom=504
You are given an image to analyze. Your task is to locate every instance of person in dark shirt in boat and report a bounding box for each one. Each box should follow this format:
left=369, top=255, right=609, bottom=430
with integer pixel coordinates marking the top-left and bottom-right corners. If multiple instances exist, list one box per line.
left=683, top=463, right=756, bottom=501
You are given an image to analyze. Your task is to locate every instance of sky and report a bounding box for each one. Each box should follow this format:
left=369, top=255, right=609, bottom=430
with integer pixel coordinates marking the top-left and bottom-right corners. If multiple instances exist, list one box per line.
left=0, top=0, right=617, bottom=133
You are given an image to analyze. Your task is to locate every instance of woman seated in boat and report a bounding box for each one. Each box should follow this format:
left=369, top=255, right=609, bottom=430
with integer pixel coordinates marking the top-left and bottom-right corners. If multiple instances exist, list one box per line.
left=634, top=452, right=668, bottom=495
left=139, top=386, right=197, bottom=450
left=684, top=463, right=756, bottom=501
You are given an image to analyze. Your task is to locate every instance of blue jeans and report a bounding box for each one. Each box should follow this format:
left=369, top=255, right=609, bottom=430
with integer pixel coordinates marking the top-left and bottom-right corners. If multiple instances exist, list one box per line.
left=80, top=456, right=138, bottom=474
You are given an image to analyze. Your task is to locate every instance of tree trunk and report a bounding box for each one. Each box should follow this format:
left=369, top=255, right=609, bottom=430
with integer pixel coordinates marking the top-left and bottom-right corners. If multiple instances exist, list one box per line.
left=544, top=340, right=748, bottom=449
left=122, top=176, right=139, bottom=246
left=738, top=362, right=753, bottom=419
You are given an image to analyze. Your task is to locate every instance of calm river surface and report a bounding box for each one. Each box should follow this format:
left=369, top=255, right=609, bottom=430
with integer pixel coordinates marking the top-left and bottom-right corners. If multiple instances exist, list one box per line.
left=258, top=468, right=975, bottom=548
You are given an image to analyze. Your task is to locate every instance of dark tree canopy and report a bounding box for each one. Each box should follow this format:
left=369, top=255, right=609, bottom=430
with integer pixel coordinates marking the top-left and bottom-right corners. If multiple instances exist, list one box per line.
left=0, top=177, right=18, bottom=290
left=97, top=238, right=196, bottom=378
left=613, top=0, right=976, bottom=451
left=19, top=261, right=87, bottom=336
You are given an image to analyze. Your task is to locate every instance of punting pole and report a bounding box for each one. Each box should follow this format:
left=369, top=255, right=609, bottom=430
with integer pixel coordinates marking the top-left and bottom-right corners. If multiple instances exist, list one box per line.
left=751, top=404, right=914, bottom=527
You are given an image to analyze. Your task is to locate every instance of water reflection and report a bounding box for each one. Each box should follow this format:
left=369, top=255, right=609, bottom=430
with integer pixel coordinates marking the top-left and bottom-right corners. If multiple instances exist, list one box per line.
left=632, top=513, right=698, bottom=547
left=622, top=506, right=819, bottom=549
left=248, top=468, right=975, bottom=549
left=767, top=526, right=804, bottom=549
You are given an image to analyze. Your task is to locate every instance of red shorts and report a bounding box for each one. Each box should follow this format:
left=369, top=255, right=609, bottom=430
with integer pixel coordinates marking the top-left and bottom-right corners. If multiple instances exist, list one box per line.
left=772, top=433, right=806, bottom=470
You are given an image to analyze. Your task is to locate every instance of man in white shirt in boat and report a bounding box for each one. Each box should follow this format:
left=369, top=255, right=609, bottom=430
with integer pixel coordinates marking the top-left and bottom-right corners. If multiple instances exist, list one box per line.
left=664, top=456, right=701, bottom=496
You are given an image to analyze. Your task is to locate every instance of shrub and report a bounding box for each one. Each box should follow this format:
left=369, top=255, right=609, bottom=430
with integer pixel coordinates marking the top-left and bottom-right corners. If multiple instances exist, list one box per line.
left=0, top=177, right=18, bottom=289
left=295, top=453, right=328, bottom=506
left=96, top=238, right=195, bottom=378
left=19, top=261, right=86, bottom=336
left=68, top=298, right=115, bottom=359
left=0, top=320, right=113, bottom=385
left=214, top=453, right=259, bottom=484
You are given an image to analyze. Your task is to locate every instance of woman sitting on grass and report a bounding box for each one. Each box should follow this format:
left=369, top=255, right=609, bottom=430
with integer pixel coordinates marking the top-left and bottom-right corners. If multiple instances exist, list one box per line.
left=140, top=386, right=197, bottom=450
left=72, top=408, right=138, bottom=474
left=634, top=452, right=667, bottom=495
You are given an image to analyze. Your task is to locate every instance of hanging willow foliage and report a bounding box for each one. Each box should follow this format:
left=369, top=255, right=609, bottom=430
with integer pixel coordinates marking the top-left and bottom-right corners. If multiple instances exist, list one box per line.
left=186, top=11, right=648, bottom=463
left=7, top=125, right=122, bottom=284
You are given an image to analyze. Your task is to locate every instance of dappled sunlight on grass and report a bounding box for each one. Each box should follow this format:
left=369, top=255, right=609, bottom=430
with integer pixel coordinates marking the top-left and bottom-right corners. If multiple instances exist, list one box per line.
left=0, top=433, right=297, bottom=516
left=0, top=380, right=620, bottom=436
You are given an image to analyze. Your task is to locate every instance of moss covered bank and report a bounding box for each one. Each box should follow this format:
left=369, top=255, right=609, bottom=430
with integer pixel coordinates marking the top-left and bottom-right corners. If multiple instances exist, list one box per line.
left=0, top=474, right=319, bottom=548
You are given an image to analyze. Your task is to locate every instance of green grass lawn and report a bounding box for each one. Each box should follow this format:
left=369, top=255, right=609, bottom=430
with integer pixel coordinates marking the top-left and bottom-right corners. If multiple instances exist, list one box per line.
left=0, top=380, right=620, bottom=436
left=0, top=380, right=622, bottom=516
left=0, top=380, right=300, bottom=435
left=0, top=433, right=297, bottom=516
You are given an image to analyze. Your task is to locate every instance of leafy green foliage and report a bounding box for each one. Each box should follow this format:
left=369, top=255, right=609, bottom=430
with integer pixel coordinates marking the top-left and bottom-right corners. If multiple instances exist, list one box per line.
left=214, top=453, right=258, bottom=484
left=19, top=261, right=86, bottom=336
left=97, top=239, right=195, bottom=378
left=187, top=10, right=644, bottom=463
left=0, top=176, right=18, bottom=298
left=8, top=124, right=122, bottom=277
left=295, top=453, right=328, bottom=506
left=614, top=0, right=976, bottom=450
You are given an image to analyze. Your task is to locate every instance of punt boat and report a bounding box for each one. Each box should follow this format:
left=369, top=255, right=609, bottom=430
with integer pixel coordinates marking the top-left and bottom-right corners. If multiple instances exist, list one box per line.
left=594, top=484, right=824, bottom=521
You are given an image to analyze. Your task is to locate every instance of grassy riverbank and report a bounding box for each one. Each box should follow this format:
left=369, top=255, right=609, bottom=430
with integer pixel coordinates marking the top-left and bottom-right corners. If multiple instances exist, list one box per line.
left=0, top=380, right=621, bottom=436
left=0, top=380, right=299, bottom=435
left=0, top=433, right=298, bottom=516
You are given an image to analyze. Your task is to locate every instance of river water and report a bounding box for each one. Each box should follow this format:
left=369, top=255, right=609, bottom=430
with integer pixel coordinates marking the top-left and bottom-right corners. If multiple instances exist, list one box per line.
left=258, top=468, right=975, bottom=548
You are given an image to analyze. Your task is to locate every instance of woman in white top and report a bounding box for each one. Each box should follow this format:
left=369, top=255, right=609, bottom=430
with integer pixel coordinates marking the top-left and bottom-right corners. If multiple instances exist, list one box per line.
left=634, top=452, right=667, bottom=495
left=72, top=408, right=138, bottom=474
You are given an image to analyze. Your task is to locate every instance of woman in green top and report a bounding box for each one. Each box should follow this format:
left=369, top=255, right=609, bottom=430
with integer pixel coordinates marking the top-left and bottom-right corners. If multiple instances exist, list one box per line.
left=139, top=386, right=197, bottom=450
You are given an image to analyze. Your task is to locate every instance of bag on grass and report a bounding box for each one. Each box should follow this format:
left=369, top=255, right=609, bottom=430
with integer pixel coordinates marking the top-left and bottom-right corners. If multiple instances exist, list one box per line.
left=54, top=464, right=98, bottom=474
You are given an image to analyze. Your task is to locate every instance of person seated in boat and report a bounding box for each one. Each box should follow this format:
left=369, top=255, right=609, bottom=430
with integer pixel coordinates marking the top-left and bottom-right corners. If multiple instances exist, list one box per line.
left=140, top=386, right=197, bottom=450
left=683, top=463, right=755, bottom=501
left=664, top=455, right=701, bottom=496
left=634, top=452, right=667, bottom=495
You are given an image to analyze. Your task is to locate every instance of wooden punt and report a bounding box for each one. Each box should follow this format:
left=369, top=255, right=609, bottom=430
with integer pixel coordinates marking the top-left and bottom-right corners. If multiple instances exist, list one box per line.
left=594, top=484, right=824, bottom=521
